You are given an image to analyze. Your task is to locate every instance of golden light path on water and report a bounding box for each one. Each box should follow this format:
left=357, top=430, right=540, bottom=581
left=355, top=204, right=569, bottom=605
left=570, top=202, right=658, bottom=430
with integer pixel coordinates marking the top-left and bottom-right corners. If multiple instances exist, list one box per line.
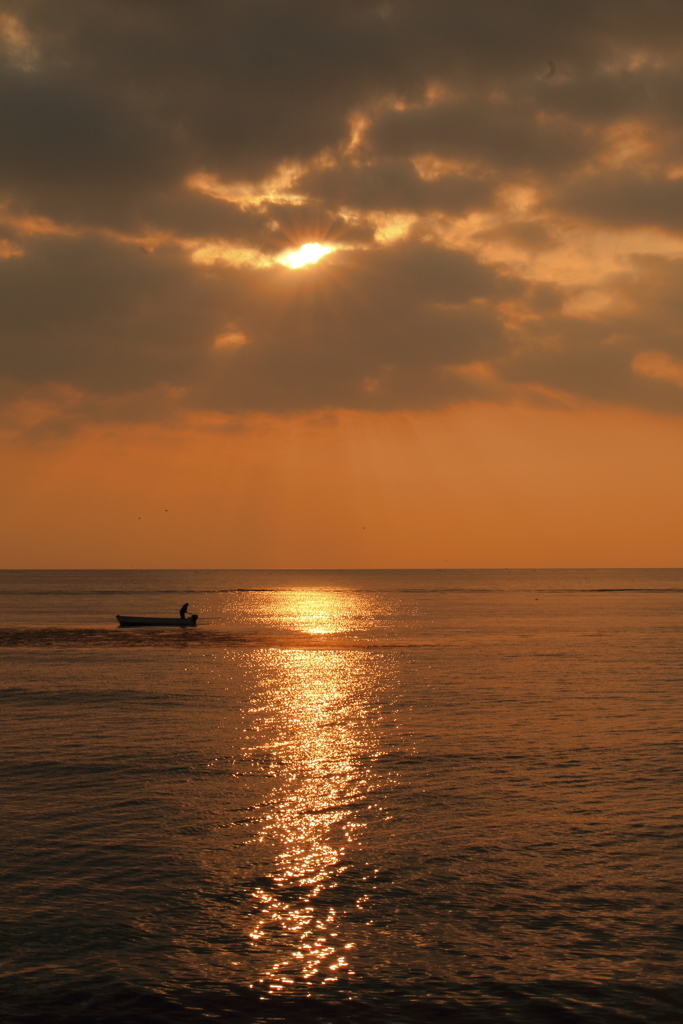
left=272, top=588, right=354, bottom=635
left=243, top=588, right=386, bottom=993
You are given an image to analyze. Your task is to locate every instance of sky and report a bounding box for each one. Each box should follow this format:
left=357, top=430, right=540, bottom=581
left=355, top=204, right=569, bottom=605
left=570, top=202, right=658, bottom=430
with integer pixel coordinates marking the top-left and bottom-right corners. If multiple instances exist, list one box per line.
left=3, top=0, right=683, bottom=568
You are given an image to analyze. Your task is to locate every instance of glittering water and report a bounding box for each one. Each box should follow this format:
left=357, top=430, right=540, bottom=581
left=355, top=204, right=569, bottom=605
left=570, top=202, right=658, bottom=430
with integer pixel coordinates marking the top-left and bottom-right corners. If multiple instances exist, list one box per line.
left=1, top=569, right=681, bottom=1023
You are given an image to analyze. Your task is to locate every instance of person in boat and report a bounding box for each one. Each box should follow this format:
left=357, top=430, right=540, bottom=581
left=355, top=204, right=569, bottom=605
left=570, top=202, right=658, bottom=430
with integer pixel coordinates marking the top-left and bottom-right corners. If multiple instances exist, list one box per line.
left=179, top=602, right=189, bottom=619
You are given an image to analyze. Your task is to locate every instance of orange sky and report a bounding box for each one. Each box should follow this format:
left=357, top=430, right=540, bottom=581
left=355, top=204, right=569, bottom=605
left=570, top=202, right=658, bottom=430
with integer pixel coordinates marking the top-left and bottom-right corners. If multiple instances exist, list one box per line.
left=3, top=403, right=683, bottom=569
left=3, top=4, right=683, bottom=567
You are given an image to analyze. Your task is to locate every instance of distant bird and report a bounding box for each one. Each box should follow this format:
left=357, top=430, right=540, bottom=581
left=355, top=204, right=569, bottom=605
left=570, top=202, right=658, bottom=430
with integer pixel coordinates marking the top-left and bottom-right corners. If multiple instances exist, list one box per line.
left=545, top=60, right=556, bottom=79
left=139, top=245, right=151, bottom=254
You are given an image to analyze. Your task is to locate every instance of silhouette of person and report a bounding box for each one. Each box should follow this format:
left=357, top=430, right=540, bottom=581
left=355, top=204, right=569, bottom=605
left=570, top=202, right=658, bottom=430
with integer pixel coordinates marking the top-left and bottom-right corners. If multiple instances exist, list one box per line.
left=179, top=602, right=189, bottom=619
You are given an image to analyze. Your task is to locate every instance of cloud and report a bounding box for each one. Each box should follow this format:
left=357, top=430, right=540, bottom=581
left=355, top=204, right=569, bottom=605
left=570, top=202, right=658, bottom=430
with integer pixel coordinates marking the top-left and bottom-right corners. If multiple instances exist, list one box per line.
left=551, top=172, right=683, bottom=232
left=297, top=159, right=494, bottom=217
left=3, top=1, right=683, bottom=430
left=632, top=350, right=683, bottom=387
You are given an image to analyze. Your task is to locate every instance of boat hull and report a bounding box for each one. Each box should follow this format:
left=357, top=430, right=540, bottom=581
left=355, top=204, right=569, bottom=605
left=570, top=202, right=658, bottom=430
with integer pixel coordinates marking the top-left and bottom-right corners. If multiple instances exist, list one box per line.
left=116, top=615, right=198, bottom=627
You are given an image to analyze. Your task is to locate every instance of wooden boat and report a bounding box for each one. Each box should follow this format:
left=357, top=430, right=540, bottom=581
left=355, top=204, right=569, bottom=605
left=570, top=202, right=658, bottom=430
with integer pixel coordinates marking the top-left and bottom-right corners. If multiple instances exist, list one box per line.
left=116, top=615, right=198, bottom=627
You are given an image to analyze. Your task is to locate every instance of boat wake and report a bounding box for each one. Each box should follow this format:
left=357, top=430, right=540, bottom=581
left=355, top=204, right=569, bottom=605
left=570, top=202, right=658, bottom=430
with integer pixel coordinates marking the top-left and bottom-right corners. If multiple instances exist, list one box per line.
left=0, top=627, right=427, bottom=650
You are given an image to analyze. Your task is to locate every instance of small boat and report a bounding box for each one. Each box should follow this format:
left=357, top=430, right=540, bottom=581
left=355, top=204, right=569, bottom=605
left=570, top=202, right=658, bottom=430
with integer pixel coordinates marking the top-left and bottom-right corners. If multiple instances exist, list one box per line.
left=116, top=615, right=198, bottom=627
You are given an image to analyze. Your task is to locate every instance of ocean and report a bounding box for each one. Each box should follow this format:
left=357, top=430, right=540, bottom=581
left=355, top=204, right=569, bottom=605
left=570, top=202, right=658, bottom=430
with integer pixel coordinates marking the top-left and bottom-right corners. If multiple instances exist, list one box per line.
left=1, top=569, right=681, bottom=1024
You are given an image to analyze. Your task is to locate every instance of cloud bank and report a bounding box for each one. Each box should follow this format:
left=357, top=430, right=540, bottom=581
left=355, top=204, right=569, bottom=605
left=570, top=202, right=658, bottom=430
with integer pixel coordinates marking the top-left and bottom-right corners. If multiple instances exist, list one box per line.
left=3, top=0, right=683, bottom=431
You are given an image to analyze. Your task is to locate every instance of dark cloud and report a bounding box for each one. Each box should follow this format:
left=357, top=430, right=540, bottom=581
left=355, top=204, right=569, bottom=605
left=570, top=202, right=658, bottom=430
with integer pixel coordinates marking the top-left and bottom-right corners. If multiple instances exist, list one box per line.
left=499, top=256, right=683, bottom=412
left=5, top=0, right=682, bottom=225
left=2, top=0, right=683, bottom=427
left=0, top=234, right=515, bottom=411
left=298, top=160, right=493, bottom=216
left=551, top=172, right=683, bottom=232
left=368, top=98, right=593, bottom=175
left=473, top=222, right=557, bottom=251
left=208, top=244, right=516, bottom=411
left=0, top=233, right=234, bottom=392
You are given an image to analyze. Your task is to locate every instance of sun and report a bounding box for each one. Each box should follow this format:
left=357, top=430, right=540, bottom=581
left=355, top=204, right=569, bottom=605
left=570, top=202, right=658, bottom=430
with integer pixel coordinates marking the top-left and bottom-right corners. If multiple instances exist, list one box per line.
left=277, top=242, right=333, bottom=269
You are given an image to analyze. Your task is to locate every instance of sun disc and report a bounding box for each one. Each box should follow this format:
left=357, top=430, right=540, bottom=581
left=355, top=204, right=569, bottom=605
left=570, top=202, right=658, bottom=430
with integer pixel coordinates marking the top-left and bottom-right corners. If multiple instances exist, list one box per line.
left=277, top=242, right=333, bottom=269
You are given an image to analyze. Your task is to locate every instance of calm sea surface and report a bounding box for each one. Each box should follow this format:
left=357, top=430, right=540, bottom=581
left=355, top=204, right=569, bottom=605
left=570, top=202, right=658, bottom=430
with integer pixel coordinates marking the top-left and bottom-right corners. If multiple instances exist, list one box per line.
left=1, top=569, right=681, bottom=1024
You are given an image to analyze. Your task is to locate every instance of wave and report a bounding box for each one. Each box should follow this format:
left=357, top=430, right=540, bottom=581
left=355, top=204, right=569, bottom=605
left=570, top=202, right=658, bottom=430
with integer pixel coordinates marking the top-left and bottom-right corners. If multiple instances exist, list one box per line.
left=0, top=976, right=679, bottom=1024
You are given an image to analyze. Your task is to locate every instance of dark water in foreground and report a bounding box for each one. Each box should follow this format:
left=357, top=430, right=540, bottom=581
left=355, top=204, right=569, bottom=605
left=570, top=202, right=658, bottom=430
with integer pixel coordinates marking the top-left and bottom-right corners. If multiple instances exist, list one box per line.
left=1, top=569, right=681, bottom=1024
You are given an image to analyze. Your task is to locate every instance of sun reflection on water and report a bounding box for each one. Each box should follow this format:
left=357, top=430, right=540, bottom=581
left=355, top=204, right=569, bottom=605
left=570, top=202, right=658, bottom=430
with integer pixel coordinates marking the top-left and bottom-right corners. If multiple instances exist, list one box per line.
left=243, top=590, right=385, bottom=993
left=272, top=588, right=362, bottom=635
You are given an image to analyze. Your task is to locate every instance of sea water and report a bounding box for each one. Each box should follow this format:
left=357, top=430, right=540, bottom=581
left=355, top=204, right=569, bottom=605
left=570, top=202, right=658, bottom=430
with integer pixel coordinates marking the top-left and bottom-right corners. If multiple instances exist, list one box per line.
left=1, top=569, right=681, bottom=1023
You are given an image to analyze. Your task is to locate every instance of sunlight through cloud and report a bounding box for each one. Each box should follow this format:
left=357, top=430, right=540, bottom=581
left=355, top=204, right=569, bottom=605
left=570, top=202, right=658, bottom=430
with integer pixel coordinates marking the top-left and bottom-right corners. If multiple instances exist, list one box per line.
left=277, top=243, right=334, bottom=269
